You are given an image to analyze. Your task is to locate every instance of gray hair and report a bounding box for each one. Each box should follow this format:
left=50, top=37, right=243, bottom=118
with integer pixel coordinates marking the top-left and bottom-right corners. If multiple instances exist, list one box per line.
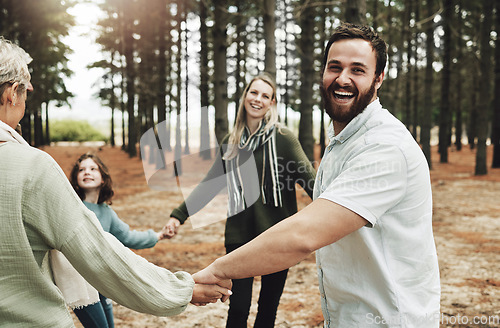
left=0, top=36, right=32, bottom=99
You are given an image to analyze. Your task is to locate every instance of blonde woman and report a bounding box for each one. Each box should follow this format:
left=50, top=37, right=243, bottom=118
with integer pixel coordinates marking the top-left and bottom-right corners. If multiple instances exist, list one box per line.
left=164, top=73, right=316, bottom=327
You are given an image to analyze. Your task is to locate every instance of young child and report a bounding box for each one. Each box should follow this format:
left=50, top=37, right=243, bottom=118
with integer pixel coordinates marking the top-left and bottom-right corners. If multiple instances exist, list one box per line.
left=68, top=152, right=164, bottom=327
left=50, top=152, right=228, bottom=328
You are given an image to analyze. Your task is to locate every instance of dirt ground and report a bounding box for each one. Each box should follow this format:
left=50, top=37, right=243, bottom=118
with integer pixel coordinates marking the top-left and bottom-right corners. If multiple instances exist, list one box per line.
left=42, top=143, right=500, bottom=328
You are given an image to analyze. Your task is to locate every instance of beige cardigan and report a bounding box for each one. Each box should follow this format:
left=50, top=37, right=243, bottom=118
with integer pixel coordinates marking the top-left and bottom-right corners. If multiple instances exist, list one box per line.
left=0, top=139, right=194, bottom=327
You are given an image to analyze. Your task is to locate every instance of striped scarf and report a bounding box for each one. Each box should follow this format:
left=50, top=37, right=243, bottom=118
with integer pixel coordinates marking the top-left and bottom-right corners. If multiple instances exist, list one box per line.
left=226, top=122, right=282, bottom=217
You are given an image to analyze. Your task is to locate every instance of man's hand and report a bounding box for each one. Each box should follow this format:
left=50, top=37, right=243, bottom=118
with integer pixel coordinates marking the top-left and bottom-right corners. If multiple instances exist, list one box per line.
left=190, top=282, right=232, bottom=306
left=161, top=218, right=181, bottom=239
left=192, top=265, right=232, bottom=303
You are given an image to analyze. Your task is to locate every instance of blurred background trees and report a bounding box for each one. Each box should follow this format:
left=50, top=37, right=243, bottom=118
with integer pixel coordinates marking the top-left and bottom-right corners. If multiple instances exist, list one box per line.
left=0, top=0, right=74, bottom=146
left=1, top=0, right=499, bottom=175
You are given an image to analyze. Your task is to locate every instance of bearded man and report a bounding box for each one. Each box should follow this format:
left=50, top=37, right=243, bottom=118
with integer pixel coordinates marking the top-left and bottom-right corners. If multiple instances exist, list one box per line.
left=194, top=23, right=441, bottom=328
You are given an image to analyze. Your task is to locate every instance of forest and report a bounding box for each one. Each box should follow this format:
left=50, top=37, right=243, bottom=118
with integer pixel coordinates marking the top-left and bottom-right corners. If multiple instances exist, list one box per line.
left=0, top=0, right=499, bottom=175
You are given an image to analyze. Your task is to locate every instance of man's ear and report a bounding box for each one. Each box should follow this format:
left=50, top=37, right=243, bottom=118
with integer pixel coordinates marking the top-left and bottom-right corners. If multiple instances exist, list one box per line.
left=375, top=71, right=385, bottom=91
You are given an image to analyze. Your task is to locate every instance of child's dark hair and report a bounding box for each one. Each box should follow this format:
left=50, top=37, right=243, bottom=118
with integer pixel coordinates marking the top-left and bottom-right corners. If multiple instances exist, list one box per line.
left=70, top=152, right=114, bottom=205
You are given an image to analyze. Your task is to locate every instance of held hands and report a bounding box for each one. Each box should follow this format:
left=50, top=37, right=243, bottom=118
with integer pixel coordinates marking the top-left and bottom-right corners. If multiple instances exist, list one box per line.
left=191, top=263, right=232, bottom=306
left=160, top=218, right=181, bottom=239
left=190, top=282, right=232, bottom=306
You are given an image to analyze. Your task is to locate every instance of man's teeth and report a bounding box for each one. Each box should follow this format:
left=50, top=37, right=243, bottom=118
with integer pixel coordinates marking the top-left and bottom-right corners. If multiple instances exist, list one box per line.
left=334, top=91, right=354, bottom=97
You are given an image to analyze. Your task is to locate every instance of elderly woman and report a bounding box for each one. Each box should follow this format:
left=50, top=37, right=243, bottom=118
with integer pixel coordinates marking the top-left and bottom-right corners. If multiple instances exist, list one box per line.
left=0, top=37, right=230, bottom=327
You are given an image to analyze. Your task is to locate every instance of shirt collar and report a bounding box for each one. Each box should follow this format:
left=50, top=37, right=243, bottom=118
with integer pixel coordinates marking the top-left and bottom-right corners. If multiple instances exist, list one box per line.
left=327, top=98, right=382, bottom=144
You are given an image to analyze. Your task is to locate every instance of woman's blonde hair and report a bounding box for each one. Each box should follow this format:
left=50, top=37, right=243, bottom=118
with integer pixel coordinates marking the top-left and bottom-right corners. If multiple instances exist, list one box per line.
left=225, top=72, right=280, bottom=159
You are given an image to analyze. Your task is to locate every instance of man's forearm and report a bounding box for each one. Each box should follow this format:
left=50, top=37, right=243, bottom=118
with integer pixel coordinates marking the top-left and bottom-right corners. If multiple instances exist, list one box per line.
left=209, top=198, right=367, bottom=280
left=210, top=214, right=313, bottom=280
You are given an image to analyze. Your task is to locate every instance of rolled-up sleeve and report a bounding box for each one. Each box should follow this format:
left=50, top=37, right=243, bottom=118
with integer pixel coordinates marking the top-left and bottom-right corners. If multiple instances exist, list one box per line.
left=62, top=227, right=194, bottom=316
left=318, top=144, right=407, bottom=227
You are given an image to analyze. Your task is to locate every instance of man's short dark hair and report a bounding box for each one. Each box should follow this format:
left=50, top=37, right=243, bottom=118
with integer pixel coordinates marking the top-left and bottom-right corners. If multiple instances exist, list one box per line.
left=321, top=22, right=388, bottom=78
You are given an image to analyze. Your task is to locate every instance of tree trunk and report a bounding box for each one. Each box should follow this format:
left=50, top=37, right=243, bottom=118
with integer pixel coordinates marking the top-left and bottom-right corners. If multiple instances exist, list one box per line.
left=199, top=0, right=211, bottom=159
left=164, top=55, right=173, bottom=152
left=33, top=104, right=44, bottom=147
left=213, top=0, right=229, bottom=143
left=263, top=0, right=276, bottom=80
left=121, top=76, right=127, bottom=150
left=45, top=102, right=50, bottom=145
left=454, top=0, right=463, bottom=151
left=123, top=1, right=137, bottom=157
left=421, top=0, right=434, bottom=169
left=319, top=0, right=327, bottom=157
left=119, top=22, right=127, bottom=151
left=411, top=1, right=420, bottom=139
left=184, top=21, right=190, bottom=155
left=298, top=3, right=315, bottom=162
left=438, top=0, right=452, bottom=163
left=380, top=1, right=397, bottom=115
left=174, top=0, right=184, bottom=175
left=402, top=0, right=413, bottom=130
left=491, top=0, right=500, bottom=167
left=475, top=0, right=493, bottom=175
left=345, top=0, right=367, bottom=25
left=282, top=0, right=291, bottom=125
left=468, top=74, right=478, bottom=150
left=233, top=0, right=247, bottom=118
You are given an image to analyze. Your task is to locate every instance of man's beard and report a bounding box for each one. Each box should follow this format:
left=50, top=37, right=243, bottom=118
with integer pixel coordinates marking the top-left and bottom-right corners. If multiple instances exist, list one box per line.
left=321, top=78, right=376, bottom=124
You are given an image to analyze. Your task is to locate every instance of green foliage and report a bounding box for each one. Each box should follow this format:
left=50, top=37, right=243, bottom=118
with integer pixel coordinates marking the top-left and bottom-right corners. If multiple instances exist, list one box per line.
left=50, top=120, right=108, bottom=143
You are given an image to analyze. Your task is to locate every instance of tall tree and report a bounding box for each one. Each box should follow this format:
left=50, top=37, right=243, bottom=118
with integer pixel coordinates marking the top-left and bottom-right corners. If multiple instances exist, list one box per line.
left=453, top=0, right=464, bottom=151
left=263, top=0, right=276, bottom=79
left=345, top=0, right=367, bottom=24
left=491, top=0, right=500, bottom=167
left=137, top=2, right=157, bottom=136
left=421, top=0, right=434, bottom=168
left=411, top=1, right=421, bottom=139
left=89, top=58, right=120, bottom=147
left=378, top=0, right=399, bottom=116
left=468, top=70, right=479, bottom=150
left=318, top=4, right=329, bottom=158
left=475, top=0, right=493, bottom=175
left=157, top=0, right=172, bottom=154
left=213, top=0, right=229, bottom=143
left=199, top=0, right=211, bottom=159
left=438, top=0, right=452, bottom=163
left=122, top=0, right=138, bottom=157
left=3, top=0, right=74, bottom=146
left=281, top=0, right=291, bottom=125
left=174, top=0, right=184, bottom=175
left=183, top=8, right=190, bottom=155
left=297, top=2, right=315, bottom=162
left=402, top=0, right=413, bottom=130
left=231, top=0, right=250, bottom=122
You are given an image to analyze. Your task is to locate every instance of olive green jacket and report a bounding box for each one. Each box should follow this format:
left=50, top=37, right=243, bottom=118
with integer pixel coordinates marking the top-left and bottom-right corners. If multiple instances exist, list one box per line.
left=171, top=127, right=316, bottom=246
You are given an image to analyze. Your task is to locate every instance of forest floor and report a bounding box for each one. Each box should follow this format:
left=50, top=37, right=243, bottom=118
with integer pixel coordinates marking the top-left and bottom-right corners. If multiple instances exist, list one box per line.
left=42, top=143, right=500, bottom=328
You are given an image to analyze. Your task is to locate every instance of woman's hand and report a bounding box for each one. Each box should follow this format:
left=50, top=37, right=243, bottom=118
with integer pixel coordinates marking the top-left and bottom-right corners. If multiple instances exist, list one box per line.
left=192, top=263, right=232, bottom=303
left=190, top=282, right=232, bottom=306
left=160, top=218, right=181, bottom=239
